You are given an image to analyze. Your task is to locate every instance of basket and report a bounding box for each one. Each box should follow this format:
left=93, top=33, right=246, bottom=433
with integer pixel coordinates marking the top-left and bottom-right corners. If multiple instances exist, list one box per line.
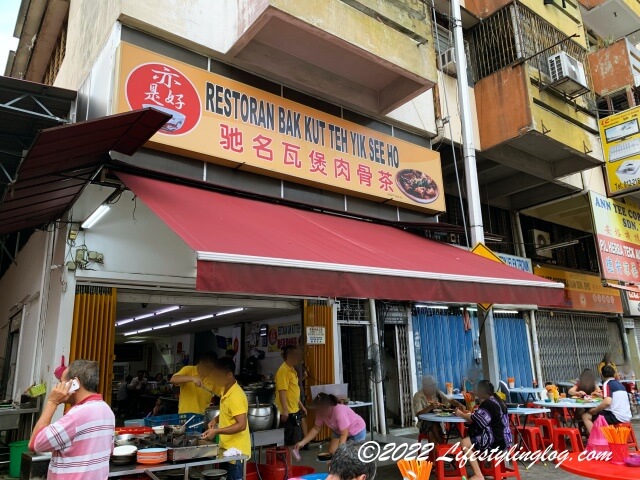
left=609, top=442, right=629, bottom=465
left=143, top=413, right=204, bottom=432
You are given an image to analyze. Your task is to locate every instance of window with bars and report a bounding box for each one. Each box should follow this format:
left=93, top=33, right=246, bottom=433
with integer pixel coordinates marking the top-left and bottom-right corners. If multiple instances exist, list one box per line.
left=597, top=89, right=632, bottom=118
left=43, top=21, right=67, bottom=86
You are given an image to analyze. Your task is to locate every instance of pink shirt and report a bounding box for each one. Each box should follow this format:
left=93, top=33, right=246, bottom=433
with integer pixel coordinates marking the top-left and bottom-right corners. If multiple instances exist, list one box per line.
left=315, top=404, right=366, bottom=436
left=31, top=395, right=115, bottom=480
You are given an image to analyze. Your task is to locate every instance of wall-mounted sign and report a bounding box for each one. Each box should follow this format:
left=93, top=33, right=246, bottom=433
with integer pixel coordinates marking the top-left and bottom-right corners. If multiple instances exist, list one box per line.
left=115, top=43, right=444, bottom=214
left=306, top=326, right=326, bottom=345
left=599, top=105, right=640, bottom=197
left=533, top=265, right=622, bottom=313
left=625, top=289, right=640, bottom=317
left=496, top=252, right=533, bottom=274
left=268, top=322, right=302, bottom=352
left=589, top=192, right=640, bottom=283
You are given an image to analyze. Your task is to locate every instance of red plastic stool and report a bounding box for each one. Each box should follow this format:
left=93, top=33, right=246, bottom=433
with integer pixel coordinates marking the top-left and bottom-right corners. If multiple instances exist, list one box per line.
left=517, top=425, right=545, bottom=452
left=435, top=444, right=467, bottom=480
left=479, top=457, right=521, bottom=480
left=551, top=427, right=584, bottom=453
left=533, top=417, right=559, bottom=447
left=618, top=422, right=640, bottom=451
left=418, top=434, right=437, bottom=462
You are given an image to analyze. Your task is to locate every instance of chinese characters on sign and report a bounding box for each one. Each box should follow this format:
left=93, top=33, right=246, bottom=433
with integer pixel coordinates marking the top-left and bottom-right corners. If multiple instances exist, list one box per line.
left=306, top=327, right=326, bottom=345
left=117, top=43, right=444, bottom=214
left=533, top=265, right=622, bottom=313
left=268, top=322, right=302, bottom=352
left=590, top=192, right=640, bottom=283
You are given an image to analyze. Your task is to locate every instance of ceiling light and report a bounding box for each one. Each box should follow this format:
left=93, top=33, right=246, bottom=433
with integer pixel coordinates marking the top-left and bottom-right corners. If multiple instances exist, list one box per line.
left=155, top=306, right=180, bottom=315
left=171, top=320, right=189, bottom=326
left=126, top=340, right=144, bottom=343
left=134, top=312, right=155, bottom=321
left=123, top=330, right=138, bottom=336
left=137, top=328, right=152, bottom=334
left=81, top=205, right=110, bottom=229
left=191, top=314, right=214, bottom=322
left=153, top=324, right=171, bottom=330
left=415, top=304, right=449, bottom=310
left=116, top=319, right=133, bottom=327
left=493, top=310, right=519, bottom=314
left=215, top=308, right=244, bottom=317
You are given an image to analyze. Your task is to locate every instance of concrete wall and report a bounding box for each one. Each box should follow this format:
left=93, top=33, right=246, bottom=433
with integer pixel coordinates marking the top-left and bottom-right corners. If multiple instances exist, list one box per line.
left=588, top=39, right=636, bottom=96
left=0, top=230, right=50, bottom=401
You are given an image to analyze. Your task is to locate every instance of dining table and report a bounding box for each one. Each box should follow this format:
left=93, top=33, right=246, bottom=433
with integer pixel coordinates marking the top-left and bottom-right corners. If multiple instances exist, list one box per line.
left=558, top=452, right=640, bottom=479
left=509, top=387, right=545, bottom=403
left=418, top=413, right=467, bottom=443
left=507, top=407, right=551, bottom=460
left=533, top=399, right=601, bottom=427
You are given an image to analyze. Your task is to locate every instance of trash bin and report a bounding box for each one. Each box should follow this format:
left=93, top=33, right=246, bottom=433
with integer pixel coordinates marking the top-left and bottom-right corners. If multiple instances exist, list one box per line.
left=9, top=440, right=29, bottom=478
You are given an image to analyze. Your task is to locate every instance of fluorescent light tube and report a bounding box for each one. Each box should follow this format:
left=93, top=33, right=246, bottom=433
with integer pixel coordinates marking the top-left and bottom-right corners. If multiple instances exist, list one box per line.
left=81, top=205, right=110, bottom=229
left=155, top=306, right=180, bottom=315
left=123, top=330, right=138, bottom=336
left=125, top=340, right=143, bottom=343
left=493, top=310, right=519, bottom=314
left=415, top=304, right=449, bottom=310
left=215, top=308, right=244, bottom=317
left=191, top=314, right=214, bottom=322
left=137, top=328, right=152, bottom=334
left=171, top=320, right=189, bottom=326
left=116, top=319, right=133, bottom=326
left=134, top=312, right=155, bottom=321
left=153, top=324, right=171, bottom=330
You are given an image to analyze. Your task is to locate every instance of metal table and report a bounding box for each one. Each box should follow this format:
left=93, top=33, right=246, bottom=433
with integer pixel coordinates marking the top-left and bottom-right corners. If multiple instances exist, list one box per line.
left=108, top=454, right=249, bottom=479
left=509, top=387, right=545, bottom=403
left=418, top=413, right=467, bottom=443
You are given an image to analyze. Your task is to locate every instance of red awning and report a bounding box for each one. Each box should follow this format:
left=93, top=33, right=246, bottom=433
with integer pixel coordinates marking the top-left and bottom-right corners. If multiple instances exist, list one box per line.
left=117, top=173, right=564, bottom=305
left=0, top=109, right=169, bottom=235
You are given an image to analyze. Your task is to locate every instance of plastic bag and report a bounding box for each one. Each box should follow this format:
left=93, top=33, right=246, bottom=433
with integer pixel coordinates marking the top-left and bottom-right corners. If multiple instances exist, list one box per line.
left=586, top=414, right=610, bottom=453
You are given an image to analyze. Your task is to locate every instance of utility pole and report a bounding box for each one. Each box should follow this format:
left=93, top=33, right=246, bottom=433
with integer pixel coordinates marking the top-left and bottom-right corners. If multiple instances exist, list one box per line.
left=450, top=0, right=500, bottom=385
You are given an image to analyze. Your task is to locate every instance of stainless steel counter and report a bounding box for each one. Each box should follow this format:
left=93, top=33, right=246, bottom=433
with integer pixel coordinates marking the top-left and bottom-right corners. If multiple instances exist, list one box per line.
left=108, top=455, right=249, bottom=479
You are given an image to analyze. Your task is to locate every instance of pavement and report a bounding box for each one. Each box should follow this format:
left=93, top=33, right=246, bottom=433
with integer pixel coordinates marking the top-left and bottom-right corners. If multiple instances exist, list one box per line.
left=291, top=421, right=640, bottom=479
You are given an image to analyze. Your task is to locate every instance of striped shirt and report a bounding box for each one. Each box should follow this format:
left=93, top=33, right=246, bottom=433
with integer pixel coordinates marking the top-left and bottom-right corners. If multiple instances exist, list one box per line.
left=30, top=394, right=115, bottom=480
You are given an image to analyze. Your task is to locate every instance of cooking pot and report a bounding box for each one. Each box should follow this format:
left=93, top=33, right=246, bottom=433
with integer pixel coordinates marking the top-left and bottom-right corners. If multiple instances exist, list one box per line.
left=248, top=404, right=276, bottom=431
left=204, top=407, right=220, bottom=426
left=243, top=390, right=258, bottom=405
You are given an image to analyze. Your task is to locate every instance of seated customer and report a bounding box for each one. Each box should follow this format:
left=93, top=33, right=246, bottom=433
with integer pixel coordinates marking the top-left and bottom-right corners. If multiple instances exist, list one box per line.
left=413, top=375, right=464, bottom=444
left=568, top=369, right=602, bottom=398
left=583, top=365, right=631, bottom=432
left=295, top=393, right=366, bottom=454
left=455, top=380, right=512, bottom=480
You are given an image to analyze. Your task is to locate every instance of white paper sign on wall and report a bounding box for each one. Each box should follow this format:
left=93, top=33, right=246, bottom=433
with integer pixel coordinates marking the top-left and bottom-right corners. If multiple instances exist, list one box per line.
left=306, top=326, right=326, bottom=345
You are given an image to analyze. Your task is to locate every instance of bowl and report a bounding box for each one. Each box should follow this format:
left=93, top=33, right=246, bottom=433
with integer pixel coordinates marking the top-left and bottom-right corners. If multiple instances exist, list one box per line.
left=625, top=453, right=640, bottom=467
left=110, top=453, right=136, bottom=466
left=113, top=445, right=137, bottom=456
left=317, top=452, right=332, bottom=462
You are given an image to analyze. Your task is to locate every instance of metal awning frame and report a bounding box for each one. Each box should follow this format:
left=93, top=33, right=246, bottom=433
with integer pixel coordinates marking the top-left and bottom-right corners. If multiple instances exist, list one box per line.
left=0, top=91, right=70, bottom=124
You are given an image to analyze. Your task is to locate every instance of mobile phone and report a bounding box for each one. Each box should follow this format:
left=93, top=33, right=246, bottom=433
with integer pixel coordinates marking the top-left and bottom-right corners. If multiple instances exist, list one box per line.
left=68, top=379, right=80, bottom=393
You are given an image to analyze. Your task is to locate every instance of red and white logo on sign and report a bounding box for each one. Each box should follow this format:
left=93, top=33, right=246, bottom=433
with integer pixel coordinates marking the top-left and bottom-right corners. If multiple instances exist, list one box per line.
left=125, top=63, right=201, bottom=135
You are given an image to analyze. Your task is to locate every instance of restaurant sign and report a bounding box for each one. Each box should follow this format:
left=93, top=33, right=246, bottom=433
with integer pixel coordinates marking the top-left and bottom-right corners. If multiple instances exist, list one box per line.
left=533, top=265, right=622, bottom=313
left=115, top=43, right=445, bottom=214
left=599, top=105, right=640, bottom=197
left=495, top=253, right=533, bottom=274
left=589, top=192, right=640, bottom=283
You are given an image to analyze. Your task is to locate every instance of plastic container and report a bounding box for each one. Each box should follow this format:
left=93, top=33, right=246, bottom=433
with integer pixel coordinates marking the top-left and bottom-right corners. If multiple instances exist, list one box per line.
left=609, top=443, right=630, bottom=465
left=301, top=475, right=329, bottom=480
left=143, top=413, right=205, bottom=433
left=124, top=419, right=145, bottom=427
left=9, top=440, right=29, bottom=478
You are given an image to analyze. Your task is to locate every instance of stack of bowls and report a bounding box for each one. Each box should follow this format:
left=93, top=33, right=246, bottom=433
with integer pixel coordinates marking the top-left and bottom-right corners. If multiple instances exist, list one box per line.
left=137, top=447, right=168, bottom=465
left=111, top=445, right=137, bottom=465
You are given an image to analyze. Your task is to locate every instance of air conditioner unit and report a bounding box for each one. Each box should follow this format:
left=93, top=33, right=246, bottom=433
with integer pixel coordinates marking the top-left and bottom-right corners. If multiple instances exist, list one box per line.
left=532, top=229, right=553, bottom=258
left=439, top=48, right=457, bottom=76
left=547, top=52, right=589, bottom=96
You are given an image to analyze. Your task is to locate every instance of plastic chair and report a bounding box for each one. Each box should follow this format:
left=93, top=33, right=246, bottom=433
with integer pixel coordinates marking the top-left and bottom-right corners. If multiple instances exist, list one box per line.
left=618, top=422, right=640, bottom=451
left=551, top=427, right=584, bottom=453
left=533, top=417, right=559, bottom=447
left=517, top=426, right=545, bottom=452
left=435, top=443, right=467, bottom=480
left=480, top=457, right=521, bottom=480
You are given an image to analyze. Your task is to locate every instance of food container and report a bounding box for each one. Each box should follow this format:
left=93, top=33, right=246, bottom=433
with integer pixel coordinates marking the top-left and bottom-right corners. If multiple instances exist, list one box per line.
left=113, top=445, right=138, bottom=456
left=248, top=404, right=276, bottom=431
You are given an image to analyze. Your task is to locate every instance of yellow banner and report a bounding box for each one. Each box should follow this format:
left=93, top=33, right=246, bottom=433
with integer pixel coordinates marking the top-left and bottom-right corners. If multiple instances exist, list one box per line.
left=533, top=265, right=622, bottom=313
left=600, top=105, right=640, bottom=197
left=115, top=43, right=445, bottom=214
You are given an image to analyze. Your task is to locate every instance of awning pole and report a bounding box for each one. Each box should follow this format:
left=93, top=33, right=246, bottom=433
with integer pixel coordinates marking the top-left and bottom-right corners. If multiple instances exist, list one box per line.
left=369, top=299, right=386, bottom=436
left=529, top=310, right=544, bottom=386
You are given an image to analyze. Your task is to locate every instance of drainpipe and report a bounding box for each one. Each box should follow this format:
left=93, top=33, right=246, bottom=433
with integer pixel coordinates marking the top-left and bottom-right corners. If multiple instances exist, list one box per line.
left=430, top=84, right=446, bottom=145
left=369, top=299, right=386, bottom=436
left=513, top=211, right=527, bottom=258
left=528, top=311, right=544, bottom=387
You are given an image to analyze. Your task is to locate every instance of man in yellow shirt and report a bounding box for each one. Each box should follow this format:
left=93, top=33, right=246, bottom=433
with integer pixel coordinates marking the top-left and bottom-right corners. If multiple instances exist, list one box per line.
left=202, top=357, right=250, bottom=480
left=170, top=352, right=219, bottom=414
left=275, top=345, right=307, bottom=446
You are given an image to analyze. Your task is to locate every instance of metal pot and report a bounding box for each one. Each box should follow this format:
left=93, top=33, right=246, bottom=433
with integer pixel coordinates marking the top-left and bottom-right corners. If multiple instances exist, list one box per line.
left=114, top=434, right=136, bottom=446
left=243, top=390, right=258, bottom=405
left=204, top=407, right=220, bottom=426
left=248, top=403, right=276, bottom=431
left=110, top=453, right=136, bottom=465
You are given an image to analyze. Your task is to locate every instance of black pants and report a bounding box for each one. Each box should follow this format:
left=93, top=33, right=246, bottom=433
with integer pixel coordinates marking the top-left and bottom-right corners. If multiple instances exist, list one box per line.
left=281, top=414, right=304, bottom=446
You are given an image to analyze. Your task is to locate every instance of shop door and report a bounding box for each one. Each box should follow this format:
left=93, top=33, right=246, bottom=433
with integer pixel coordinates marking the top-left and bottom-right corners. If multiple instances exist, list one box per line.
left=412, top=307, right=481, bottom=392
left=536, top=311, right=613, bottom=382
left=0, top=310, right=23, bottom=400
left=494, top=313, right=534, bottom=387
left=340, top=325, right=371, bottom=404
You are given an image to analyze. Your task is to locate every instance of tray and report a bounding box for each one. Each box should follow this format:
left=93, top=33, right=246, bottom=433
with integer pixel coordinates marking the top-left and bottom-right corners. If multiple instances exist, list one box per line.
left=168, top=442, right=219, bottom=462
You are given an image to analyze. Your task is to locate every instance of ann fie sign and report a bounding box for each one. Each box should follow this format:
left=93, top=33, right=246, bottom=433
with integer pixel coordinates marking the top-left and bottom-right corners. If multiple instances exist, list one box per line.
left=116, top=43, right=445, bottom=214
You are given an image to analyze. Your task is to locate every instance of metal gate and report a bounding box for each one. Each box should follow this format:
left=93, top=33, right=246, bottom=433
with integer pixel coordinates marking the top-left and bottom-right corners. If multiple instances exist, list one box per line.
left=635, top=320, right=640, bottom=360
left=494, top=313, right=534, bottom=387
left=536, top=311, right=614, bottom=382
left=395, top=324, right=413, bottom=427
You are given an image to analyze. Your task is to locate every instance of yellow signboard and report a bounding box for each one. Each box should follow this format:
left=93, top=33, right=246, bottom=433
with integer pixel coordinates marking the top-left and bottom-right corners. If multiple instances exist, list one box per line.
left=115, top=43, right=445, bottom=214
left=471, top=243, right=505, bottom=312
left=599, top=105, right=640, bottom=197
left=533, top=265, right=622, bottom=313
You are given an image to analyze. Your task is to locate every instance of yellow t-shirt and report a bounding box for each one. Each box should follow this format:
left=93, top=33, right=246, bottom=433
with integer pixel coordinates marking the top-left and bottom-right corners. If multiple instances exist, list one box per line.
left=174, top=365, right=219, bottom=414
left=275, top=362, right=300, bottom=414
left=218, top=382, right=251, bottom=456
